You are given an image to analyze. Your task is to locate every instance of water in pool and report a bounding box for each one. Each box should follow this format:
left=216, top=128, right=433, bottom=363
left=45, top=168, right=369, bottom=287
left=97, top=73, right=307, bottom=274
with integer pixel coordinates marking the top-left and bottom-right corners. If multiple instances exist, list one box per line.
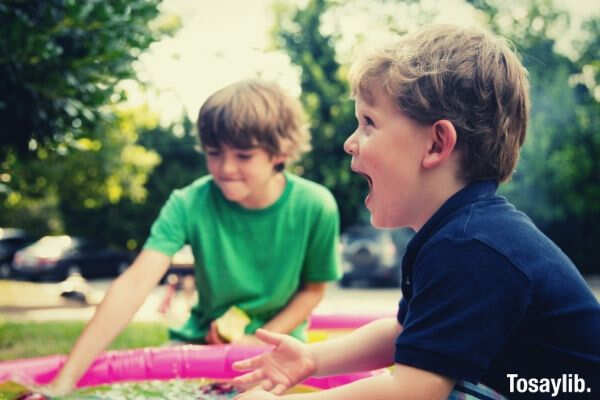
left=0, top=379, right=316, bottom=399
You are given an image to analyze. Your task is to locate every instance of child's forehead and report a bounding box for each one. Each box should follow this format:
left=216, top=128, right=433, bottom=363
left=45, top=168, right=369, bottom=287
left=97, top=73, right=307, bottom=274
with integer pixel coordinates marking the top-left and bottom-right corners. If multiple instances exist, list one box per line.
left=356, top=79, right=393, bottom=102
left=203, top=143, right=259, bottom=151
left=354, top=86, right=398, bottom=113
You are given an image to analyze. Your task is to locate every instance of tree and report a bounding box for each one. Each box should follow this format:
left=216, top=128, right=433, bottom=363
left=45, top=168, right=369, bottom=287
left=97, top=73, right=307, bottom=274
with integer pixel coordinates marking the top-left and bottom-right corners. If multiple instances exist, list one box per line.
left=0, top=0, right=181, bottom=248
left=0, top=106, right=162, bottom=245
left=0, top=0, right=178, bottom=157
left=274, top=0, right=368, bottom=230
left=120, top=116, right=208, bottom=249
left=55, top=114, right=207, bottom=250
left=466, top=0, right=600, bottom=273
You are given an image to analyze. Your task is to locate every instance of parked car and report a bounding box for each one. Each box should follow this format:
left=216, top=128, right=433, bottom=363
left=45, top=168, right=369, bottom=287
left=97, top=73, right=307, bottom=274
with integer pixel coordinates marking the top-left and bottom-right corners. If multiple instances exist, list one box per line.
left=339, top=225, right=413, bottom=288
left=12, top=235, right=135, bottom=281
left=0, top=228, right=37, bottom=278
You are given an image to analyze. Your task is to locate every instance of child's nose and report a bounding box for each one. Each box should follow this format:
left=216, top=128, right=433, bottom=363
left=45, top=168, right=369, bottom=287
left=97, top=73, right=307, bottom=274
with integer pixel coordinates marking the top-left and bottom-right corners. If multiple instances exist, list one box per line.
left=220, top=156, right=237, bottom=175
left=343, top=131, right=358, bottom=155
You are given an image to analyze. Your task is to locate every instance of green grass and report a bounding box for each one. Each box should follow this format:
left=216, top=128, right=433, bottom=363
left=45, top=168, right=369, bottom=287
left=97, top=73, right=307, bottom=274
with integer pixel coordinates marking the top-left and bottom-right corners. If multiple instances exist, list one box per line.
left=0, top=320, right=169, bottom=361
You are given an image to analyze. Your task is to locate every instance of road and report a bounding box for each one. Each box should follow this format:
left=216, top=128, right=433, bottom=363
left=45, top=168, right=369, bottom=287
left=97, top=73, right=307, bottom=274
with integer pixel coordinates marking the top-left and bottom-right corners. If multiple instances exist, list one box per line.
left=2, top=277, right=599, bottom=326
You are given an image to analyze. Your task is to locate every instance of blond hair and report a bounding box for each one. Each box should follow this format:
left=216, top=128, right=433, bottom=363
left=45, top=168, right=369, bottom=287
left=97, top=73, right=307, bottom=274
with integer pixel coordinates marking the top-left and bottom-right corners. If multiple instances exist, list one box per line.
left=350, top=24, right=530, bottom=182
left=197, top=79, right=311, bottom=163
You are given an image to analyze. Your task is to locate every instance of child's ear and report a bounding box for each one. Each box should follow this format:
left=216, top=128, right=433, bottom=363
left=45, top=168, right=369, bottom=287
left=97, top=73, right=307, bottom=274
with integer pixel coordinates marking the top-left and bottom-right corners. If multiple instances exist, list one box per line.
left=272, top=153, right=289, bottom=168
left=422, top=120, right=457, bottom=169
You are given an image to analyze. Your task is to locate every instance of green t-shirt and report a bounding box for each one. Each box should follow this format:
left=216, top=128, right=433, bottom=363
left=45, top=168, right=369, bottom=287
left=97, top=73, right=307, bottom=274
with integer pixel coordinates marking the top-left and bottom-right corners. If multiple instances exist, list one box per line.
left=144, top=172, right=341, bottom=342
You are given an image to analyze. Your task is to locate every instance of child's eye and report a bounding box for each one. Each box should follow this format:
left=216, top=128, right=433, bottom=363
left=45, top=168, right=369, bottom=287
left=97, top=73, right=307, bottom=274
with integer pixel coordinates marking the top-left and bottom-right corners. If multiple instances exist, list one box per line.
left=364, top=116, right=375, bottom=126
left=206, top=150, right=221, bottom=157
left=237, top=153, right=253, bottom=160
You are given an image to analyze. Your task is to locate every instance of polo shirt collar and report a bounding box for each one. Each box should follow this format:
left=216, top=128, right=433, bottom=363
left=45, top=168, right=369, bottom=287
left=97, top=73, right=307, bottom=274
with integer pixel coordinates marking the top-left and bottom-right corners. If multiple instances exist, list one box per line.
left=404, top=179, right=499, bottom=267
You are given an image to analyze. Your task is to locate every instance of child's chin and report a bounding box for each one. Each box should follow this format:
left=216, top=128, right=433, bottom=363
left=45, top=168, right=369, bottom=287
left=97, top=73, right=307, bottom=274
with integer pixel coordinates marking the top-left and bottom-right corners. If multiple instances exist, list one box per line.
left=369, top=215, right=382, bottom=228
left=223, top=193, right=246, bottom=203
left=219, top=186, right=248, bottom=201
left=219, top=187, right=249, bottom=201
left=370, top=215, right=396, bottom=229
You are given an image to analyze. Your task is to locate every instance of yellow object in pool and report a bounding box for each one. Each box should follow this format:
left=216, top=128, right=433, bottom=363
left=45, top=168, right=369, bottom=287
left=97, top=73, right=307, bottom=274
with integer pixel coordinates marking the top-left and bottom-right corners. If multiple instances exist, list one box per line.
left=307, top=328, right=352, bottom=343
left=216, top=306, right=251, bottom=342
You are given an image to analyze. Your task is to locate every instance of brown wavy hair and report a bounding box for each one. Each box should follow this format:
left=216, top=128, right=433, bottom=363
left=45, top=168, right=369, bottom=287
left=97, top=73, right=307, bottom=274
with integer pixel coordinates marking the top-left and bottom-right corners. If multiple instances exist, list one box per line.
left=349, top=25, right=530, bottom=183
left=197, top=79, right=311, bottom=163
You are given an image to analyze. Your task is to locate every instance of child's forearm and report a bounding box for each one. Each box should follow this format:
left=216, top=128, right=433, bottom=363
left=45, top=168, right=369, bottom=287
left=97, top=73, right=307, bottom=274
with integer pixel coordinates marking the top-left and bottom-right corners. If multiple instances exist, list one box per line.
left=261, top=282, right=326, bottom=334
left=282, top=374, right=399, bottom=400
left=309, top=318, right=401, bottom=376
left=282, top=364, right=453, bottom=400
left=51, top=251, right=170, bottom=389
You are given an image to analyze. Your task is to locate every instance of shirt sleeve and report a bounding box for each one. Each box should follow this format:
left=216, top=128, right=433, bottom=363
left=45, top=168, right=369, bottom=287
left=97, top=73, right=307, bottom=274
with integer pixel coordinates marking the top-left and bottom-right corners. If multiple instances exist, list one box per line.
left=394, top=238, right=532, bottom=382
left=143, top=190, right=187, bottom=257
left=397, top=297, right=408, bottom=324
left=301, top=190, right=342, bottom=283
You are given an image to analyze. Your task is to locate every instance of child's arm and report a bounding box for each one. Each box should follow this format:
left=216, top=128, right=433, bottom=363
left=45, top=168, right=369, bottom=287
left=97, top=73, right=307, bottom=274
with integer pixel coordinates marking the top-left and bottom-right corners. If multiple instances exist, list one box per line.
left=39, top=249, right=171, bottom=395
left=233, top=318, right=402, bottom=392
left=235, top=365, right=454, bottom=400
left=259, top=282, right=327, bottom=335
left=234, top=319, right=454, bottom=399
left=226, top=282, right=326, bottom=346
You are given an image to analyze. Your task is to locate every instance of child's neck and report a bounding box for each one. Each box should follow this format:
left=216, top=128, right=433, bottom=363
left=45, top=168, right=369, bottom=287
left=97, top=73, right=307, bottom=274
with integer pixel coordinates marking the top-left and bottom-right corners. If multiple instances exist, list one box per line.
left=237, top=173, right=286, bottom=209
left=413, top=172, right=467, bottom=232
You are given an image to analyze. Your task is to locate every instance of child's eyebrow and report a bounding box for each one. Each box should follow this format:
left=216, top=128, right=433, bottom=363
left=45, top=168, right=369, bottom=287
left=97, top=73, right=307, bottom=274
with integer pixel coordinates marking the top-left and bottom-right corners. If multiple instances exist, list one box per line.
left=356, top=109, right=372, bottom=119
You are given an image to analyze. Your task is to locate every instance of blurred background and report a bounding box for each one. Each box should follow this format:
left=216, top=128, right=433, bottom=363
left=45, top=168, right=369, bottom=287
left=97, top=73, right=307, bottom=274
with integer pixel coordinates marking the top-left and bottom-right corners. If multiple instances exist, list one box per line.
left=0, top=0, right=599, bottom=355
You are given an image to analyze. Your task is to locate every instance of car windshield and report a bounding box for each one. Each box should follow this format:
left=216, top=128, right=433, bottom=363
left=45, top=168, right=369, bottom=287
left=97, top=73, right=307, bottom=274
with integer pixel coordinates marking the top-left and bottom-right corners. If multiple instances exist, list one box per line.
left=0, top=228, right=26, bottom=240
left=26, top=236, right=77, bottom=258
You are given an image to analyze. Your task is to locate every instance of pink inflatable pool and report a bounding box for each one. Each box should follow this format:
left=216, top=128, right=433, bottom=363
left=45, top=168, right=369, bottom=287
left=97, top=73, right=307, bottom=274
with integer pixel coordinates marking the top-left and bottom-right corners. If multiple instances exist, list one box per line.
left=308, top=313, right=393, bottom=330
left=0, top=345, right=380, bottom=389
left=0, top=314, right=393, bottom=389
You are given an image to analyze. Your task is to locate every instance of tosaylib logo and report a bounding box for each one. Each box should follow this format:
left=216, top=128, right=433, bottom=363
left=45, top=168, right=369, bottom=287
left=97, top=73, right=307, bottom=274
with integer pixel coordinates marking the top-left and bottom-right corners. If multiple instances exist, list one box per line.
left=507, top=374, right=591, bottom=397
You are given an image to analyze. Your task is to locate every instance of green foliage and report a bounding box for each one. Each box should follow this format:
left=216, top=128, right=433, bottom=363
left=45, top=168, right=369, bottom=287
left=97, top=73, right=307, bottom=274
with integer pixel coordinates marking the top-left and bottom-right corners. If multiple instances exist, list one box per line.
left=467, top=0, right=600, bottom=273
left=0, top=0, right=182, bottom=248
left=0, top=106, right=205, bottom=250
left=0, top=320, right=167, bottom=360
left=82, top=116, right=208, bottom=250
left=274, top=0, right=368, bottom=230
left=0, top=0, right=177, bottom=157
left=56, top=107, right=165, bottom=248
left=0, top=107, right=162, bottom=245
left=137, top=117, right=208, bottom=214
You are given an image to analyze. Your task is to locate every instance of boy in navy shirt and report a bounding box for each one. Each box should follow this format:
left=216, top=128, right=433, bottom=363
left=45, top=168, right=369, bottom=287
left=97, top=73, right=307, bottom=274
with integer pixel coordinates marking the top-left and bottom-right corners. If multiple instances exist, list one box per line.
left=232, top=24, right=600, bottom=400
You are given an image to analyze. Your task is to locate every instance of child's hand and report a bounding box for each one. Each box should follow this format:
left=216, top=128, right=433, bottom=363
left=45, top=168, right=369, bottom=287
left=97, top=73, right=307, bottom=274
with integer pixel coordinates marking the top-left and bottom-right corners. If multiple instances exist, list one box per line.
left=233, top=388, right=278, bottom=400
left=232, top=329, right=316, bottom=395
left=12, top=374, right=74, bottom=398
left=205, top=320, right=227, bottom=344
left=19, top=382, right=73, bottom=398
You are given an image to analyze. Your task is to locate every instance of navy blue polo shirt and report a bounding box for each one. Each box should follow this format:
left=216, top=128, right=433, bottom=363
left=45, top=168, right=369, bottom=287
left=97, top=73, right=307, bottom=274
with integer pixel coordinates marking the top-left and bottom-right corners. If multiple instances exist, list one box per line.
left=395, top=180, right=600, bottom=398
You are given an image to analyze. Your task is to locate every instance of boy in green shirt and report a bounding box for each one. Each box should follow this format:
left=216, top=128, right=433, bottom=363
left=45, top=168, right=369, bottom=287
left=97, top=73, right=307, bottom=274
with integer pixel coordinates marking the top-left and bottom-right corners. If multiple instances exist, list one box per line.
left=43, top=79, right=341, bottom=395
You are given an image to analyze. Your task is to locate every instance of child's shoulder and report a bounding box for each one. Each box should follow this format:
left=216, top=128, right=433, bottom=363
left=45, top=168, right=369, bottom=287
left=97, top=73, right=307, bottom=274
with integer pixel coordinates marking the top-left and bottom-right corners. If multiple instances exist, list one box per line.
left=432, top=197, right=570, bottom=276
left=287, top=173, right=338, bottom=210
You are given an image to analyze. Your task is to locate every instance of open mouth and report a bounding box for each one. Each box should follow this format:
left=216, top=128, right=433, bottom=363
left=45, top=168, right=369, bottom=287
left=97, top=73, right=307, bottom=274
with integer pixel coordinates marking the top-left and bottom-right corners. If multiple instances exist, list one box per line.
left=350, top=164, right=373, bottom=204
left=358, top=172, right=373, bottom=190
